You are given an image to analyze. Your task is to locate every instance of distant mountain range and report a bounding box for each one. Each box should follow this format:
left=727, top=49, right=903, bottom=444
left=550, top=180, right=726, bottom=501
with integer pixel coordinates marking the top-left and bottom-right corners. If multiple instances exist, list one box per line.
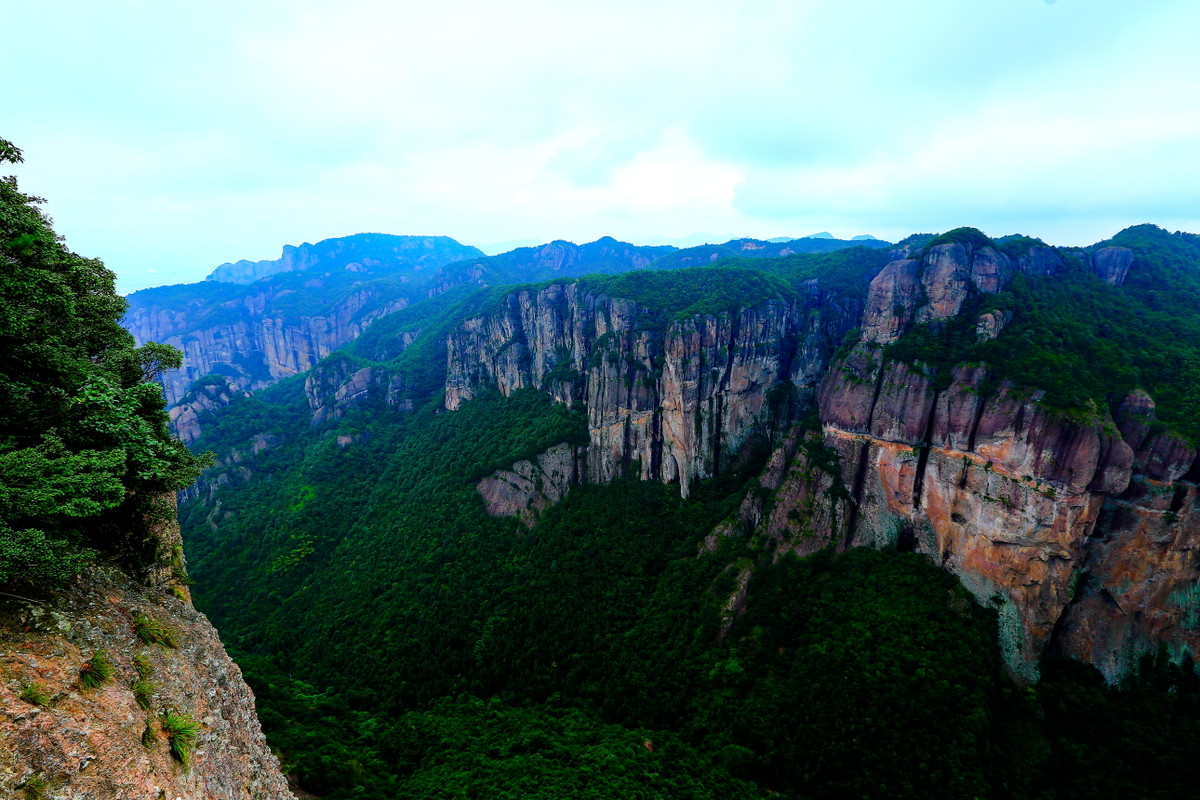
left=125, top=231, right=891, bottom=407
left=768, top=232, right=882, bottom=243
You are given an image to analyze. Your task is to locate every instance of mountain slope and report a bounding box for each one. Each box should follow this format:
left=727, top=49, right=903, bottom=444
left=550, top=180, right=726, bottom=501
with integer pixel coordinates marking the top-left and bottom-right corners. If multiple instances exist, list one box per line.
left=206, top=232, right=481, bottom=285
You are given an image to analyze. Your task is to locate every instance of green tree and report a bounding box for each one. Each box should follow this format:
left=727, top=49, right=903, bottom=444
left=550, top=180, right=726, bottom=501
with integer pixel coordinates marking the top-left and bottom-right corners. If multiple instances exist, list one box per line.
left=0, top=137, right=205, bottom=585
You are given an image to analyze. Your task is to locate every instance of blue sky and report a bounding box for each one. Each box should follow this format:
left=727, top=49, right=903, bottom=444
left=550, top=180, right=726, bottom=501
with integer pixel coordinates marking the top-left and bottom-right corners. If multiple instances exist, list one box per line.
left=4, top=0, right=1199, bottom=292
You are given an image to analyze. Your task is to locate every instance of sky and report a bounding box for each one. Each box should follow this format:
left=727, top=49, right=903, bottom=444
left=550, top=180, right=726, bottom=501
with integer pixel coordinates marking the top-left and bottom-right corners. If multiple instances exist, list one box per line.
left=4, top=0, right=1200, bottom=293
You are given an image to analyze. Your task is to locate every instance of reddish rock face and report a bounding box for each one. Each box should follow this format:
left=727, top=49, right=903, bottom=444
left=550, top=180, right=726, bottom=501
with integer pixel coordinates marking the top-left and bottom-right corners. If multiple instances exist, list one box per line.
left=860, top=241, right=1018, bottom=348
left=444, top=239, right=1196, bottom=683
left=916, top=244, right=974, bottom=324
left=770, top=344, right=1199, bottom=680
left=1052, top=483, right=1200, bottom=682
left=0, top=566, right=293, bottom=800
left=861, top=259, right=921, bottom=344
left=817, top=344, right=885, bottom=434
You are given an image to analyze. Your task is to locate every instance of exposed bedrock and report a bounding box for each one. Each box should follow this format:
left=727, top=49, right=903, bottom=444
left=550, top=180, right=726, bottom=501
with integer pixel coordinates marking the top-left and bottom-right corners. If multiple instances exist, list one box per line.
left=859, top=240, right=1129, bottom=346
left=0, top=514, right=293, bottom=800
left=447, top=239, right=1193, bottom=681
left=742, top=343, right=1196, bottom=680
left=477, top=443, right=588, bottom=528
left=303, top=354, right=414, bottom=425
left=445, top=281, right=861, bottom=497
left=125, top=287, right=409, bottom=407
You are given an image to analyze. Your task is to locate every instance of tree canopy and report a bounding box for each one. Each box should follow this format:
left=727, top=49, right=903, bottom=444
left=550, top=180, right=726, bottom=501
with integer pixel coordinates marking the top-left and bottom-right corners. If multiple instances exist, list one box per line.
left=0, top=137, right=205, bottom=585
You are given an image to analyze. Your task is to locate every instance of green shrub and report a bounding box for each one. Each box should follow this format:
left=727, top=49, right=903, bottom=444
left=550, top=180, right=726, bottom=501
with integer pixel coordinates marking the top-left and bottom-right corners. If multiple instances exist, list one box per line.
left=134, top=614, right=178, bottom=649
left=141, top=719, right=157, bottom=749
left=161, top=710, right=201, bottom=768
left=132, top=678, right=156, bottom=710
left=0, top=137, right=207, bottom=589
left=19, top=682, right=51, bottom=707
left=79, top=650, right=114, bottom=690
left=20, top=773, right=49, bottom=800
left=133, top=651, right=155, bottom=678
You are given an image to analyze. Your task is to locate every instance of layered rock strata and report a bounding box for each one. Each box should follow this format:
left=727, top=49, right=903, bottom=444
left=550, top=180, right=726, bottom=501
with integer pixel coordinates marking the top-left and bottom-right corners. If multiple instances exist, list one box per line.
left=716, top=239, right=1196, bottom=679
left=463, top=238, right=1198, bottom=681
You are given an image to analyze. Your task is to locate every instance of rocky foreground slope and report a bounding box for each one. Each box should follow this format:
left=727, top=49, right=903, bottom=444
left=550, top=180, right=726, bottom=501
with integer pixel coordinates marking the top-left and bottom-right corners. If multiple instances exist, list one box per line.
left=0, top=507, right=293, bottom=800
left=447, top=236, right=1199, bottom=680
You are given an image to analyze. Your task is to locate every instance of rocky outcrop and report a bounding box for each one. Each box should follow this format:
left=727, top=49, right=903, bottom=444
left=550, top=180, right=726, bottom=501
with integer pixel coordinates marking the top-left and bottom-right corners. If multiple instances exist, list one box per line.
left=1114, top=390, right=1197, bottom=482
left=125, top=234, right=482, bottom=416
left=711, top=341, right=1195, bottom=682
left=126, top=285, right=411, bottom=407
left=1048, top=394, right=1200, bottom=681
left=477, top=443, right=587, bottom=527
left=858, top=239, right=1130, bottom=346
left=303, top=355, right=412, bottom=425
left=446, top=280, right=862, bottom=497
left=811, top=349, right=1137, bottom=676
left=1092, top=246, right=1135, bottom=286
left=695, top=238, right=1189, bottom=680
left=0, top=563, right=293, bottom=799
left=170, top=379, right=251, bottom=446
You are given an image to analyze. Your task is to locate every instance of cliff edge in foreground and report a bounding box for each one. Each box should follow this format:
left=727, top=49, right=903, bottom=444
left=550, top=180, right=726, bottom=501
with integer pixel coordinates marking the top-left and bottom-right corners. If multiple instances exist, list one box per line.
left=0, top=563, right=294, bottom=800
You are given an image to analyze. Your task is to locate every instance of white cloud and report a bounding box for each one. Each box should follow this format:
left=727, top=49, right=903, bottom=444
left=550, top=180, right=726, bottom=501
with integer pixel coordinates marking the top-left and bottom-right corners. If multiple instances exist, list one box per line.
left=5, top=0, right=1200, bottom=290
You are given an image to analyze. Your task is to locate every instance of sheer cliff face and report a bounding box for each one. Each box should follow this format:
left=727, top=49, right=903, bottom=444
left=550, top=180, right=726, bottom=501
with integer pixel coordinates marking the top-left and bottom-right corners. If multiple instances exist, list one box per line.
left=0, top=507, right=293, bottom=800
left=446, top=280, right=862, bottom=497
left=456, top=241, right=1199, bottom=681
left=126, top=284, right=408, bottom=406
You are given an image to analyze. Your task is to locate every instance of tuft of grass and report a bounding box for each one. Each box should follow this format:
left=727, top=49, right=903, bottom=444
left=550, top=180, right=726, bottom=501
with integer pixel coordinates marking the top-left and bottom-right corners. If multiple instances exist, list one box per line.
left=133, top=652, right=154, bottom=678
left=134, top=614, right=178, bottom=649
left=132, top=678, right=156, bottom=710
left=21, top=774, right=49, bottom=800
left=79, top=650, right=114, bottom=690
left=19, top=682, right=51, bottom=707
left=161, top=710, right=201, bottom=768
